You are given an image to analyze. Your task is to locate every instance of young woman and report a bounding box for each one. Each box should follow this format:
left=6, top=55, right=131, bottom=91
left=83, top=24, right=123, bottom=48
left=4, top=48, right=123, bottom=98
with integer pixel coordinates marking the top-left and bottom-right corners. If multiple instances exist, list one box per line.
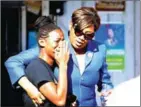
left=22, top=16, right=69, bottom=107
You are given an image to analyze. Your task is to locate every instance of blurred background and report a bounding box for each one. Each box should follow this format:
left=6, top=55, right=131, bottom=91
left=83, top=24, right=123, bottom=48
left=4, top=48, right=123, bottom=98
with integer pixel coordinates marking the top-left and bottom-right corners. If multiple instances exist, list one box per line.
left=1, top=0, right=140, bottom=106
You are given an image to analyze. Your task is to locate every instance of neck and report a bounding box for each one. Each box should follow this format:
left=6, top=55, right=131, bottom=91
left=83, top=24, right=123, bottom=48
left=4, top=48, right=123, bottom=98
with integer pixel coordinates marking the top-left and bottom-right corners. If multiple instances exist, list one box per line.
left=74, top=47, right=87, bottom=55
left=39, top=49, right=54, bottom=66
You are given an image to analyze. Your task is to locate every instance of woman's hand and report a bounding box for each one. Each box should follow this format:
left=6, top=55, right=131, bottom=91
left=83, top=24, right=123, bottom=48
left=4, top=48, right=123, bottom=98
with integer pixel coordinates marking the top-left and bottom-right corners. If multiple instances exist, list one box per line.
left=99, top=89, right=112, bottom=103
left=71, top=101, right=77, bottom=107
left=18, top=76, right=45, bottom=105
left=26, top=85, right=45, bottom=106
left=100, top=89, right=112, bottom=97
left=55, top=40, right=70, bottom=67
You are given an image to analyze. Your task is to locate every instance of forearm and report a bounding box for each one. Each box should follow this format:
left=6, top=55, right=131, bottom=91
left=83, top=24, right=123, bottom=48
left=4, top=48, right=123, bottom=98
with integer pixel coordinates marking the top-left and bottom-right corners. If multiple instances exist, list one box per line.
left=99, top=65, right=114, bottom=92
left=39, top=40, right=69, bottom=106
left=18, top=76, right=36, bottom=92
left=4, top=46, right=39, bottom=86
left=57, top=63, right=68, bottom=104
left=5, top=58, right=25, bottom=86
left=19, top=76, right=45, bottom=105
left=39, top=63, right=68, bottom=106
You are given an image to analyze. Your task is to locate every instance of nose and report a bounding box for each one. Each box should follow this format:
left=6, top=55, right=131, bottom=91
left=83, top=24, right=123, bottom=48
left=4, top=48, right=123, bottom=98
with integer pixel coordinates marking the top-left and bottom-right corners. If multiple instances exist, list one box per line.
left=79, top=35, right=85, bottom=41
left=57, top=40, right=62, bottom=47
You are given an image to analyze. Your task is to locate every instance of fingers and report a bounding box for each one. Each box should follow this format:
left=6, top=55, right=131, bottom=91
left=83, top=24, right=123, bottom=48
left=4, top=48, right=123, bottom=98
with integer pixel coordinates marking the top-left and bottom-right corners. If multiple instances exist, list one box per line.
left=40, top=93, right=46, bottom=101
left=63, top=41, right=69, bottom=54
left=55, top=40, right=70, bottom=65
left=62, top=41, right=65, bottom=53
left=37, top=92, right=46, bottom=104
left=99, top=92, right=104, bottom=96
left=101, top=90, right=112, bottom=97
left=32, top=98, right=43, bottom=106
left=104, top=96, right=108, bottom=102
left=62, top=41, right=69, bottom=61
left=71, top=101, right=77, bottom=107
left=61, top=41, right=64, bottom=56
left=31, top=92, right=45, bottom=106
left=36, top=97, right=43, bottom=104
left=65, top=41, right=69, bottom=55
left=32, top=100, right=38, bottom=107
left=54, top=47, right=59, bottom=58
left=58, top=41, right=68, bottom=56
left=57, top=41, right=63, bottom=57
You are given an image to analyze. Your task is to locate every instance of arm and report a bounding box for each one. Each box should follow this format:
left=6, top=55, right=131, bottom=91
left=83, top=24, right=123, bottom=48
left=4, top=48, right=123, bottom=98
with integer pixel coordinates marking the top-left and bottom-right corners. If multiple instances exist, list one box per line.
left=5, top=46, right=45, bottom=104
left=5, top=46, right=39, bottom=87
left=97, top=45, right=114, bottom=93
left=97, top=60, right=114, bottom=92
left=40, top=41, right=69, bottom=106
left=26, top=41, right=69, bottom=106
left=39, top=63, right=68, bottom=106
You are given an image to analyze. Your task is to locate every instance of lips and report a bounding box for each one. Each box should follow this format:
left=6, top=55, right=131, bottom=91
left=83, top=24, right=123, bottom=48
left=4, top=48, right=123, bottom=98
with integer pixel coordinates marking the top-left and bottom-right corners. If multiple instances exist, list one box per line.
left=76, top=39, right=85, bottom=46
left=75, top=41, right=84, bottom=47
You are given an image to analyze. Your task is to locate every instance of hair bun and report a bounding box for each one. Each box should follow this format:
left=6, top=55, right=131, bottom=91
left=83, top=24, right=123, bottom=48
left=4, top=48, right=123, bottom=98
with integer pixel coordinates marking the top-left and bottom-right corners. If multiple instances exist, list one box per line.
left=34, top=16, right=54, bottom=30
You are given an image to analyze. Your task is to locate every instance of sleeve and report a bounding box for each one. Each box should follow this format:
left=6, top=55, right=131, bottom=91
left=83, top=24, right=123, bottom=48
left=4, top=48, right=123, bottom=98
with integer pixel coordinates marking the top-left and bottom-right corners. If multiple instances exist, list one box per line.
left=4, top=46, right=39, bottom=87
left=97, top=45, right=114, bottom=92
left=26, top=62, right=54, bottom=89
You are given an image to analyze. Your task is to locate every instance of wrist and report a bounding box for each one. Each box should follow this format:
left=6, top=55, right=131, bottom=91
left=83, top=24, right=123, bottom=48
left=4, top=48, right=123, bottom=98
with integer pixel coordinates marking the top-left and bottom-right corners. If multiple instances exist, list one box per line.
left=59, top=62, right=67, bottom=67
left=18, top=76, right=35, bottom=91
left=59, top=63, right=68, bottom=70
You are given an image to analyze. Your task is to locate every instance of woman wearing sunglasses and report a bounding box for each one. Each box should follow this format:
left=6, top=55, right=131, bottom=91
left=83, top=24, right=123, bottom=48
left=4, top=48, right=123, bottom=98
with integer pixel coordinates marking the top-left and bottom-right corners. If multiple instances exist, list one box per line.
left=5, top=7, right=113, bottom=106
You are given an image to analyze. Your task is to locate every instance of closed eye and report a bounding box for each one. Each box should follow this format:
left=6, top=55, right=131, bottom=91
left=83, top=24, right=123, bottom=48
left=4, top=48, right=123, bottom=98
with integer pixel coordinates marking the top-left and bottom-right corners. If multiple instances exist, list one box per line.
left=55, top=39, right=60, bottom=43
left=55, top=38, right=64, bottom=43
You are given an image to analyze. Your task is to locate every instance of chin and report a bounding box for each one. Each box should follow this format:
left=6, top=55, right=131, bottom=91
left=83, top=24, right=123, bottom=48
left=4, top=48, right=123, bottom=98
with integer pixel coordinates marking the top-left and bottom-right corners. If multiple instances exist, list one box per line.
left=73, top=44, right=80, bottom=49
left=74, top=44, right=86, bottom=50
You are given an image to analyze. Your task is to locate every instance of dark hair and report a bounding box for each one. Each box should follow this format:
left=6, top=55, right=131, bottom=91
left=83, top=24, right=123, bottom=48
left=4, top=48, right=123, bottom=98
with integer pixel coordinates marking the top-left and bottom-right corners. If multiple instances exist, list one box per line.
left=34, top=16, right=60, bottom=38
left=72, top=7, right=101, bottom=32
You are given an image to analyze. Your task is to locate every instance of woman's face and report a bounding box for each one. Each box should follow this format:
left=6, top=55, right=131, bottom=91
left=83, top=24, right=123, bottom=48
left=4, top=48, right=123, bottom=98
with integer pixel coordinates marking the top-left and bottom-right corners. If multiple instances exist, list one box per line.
left=42, top=29, right=64, bottom=58
left=69, top=25, right=95, bottom=50
left=108, top=29, right=114, bottom=38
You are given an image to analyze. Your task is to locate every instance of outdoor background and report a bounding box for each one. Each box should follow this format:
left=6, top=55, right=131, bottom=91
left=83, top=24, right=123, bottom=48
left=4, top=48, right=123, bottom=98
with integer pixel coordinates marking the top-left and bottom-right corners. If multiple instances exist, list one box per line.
left=1, top=1, right=140, bottom=106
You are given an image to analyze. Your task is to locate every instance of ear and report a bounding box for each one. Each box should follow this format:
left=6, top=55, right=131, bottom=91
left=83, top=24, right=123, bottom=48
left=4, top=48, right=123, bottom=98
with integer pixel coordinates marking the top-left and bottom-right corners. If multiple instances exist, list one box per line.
left=38, top=38, right=46, bottom=47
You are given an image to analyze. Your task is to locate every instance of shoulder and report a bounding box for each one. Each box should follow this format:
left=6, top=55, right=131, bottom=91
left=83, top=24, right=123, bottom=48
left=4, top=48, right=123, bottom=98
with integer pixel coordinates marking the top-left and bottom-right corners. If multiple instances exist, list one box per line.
left=90, top=40, right=107, bottom=54
left=25, top=58, right=47, bottom=73
left=91, top=40, right=106, bottom=49
left=26, top=58, right=40, bottom=68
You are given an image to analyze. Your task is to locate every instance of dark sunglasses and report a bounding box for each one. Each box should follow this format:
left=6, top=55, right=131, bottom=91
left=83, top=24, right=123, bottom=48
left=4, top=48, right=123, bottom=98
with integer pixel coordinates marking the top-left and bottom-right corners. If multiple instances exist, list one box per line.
left=74, top=27, right=95, bottom=40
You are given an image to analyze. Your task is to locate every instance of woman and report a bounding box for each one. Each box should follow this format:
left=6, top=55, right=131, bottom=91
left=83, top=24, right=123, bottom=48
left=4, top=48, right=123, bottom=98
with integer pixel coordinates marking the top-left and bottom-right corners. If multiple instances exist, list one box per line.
left=5, top=7, right=113, bottom=106
left=22, top=16, right=69, bottom=107
left=105, top=28, right=118, bottom=48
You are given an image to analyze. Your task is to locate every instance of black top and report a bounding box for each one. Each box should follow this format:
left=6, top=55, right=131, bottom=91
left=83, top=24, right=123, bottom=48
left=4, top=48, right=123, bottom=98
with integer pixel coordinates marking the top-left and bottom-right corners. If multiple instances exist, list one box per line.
left=23, top=58, right=56, bottom=107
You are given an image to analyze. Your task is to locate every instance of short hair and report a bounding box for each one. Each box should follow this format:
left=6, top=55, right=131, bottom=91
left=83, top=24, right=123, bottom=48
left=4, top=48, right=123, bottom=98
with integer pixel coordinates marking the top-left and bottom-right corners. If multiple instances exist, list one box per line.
left=71, top=7, right=101, bottom=32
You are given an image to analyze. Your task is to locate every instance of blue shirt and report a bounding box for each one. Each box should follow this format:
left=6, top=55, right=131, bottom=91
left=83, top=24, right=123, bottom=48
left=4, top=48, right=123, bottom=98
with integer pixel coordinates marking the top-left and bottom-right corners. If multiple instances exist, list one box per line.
left=5, top=40, right=113, bottom=106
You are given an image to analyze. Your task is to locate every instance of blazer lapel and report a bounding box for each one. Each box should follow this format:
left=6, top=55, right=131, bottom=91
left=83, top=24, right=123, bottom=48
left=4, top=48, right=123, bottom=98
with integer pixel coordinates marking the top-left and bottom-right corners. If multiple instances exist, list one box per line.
left=67, top=39, right=99, bottom=69
left=85, top=40, right=99, bottom=68
left=68, top=42, right=79, bottom=68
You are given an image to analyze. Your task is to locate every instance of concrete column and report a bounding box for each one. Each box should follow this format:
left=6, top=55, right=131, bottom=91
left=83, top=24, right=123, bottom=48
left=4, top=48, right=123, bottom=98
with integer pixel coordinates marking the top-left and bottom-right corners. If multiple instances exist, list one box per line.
left=21, top=6, right=26, bottom=51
